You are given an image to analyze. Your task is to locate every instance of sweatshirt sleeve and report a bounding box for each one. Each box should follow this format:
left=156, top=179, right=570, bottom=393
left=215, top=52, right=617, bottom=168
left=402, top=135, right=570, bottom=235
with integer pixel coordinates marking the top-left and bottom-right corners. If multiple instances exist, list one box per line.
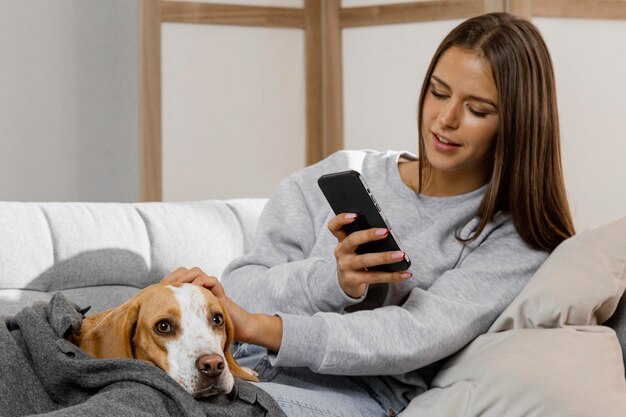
left=270, top=220, right=549, bottom=375
left=221, top=174, right=363, bottom=316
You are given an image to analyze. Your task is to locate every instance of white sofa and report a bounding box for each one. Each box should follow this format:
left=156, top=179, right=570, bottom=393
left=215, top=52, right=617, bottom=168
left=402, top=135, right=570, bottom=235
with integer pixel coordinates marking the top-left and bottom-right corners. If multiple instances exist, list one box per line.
left=0, top=199, right=266, bottom=316
left=1, top=199, right=625, bottom=416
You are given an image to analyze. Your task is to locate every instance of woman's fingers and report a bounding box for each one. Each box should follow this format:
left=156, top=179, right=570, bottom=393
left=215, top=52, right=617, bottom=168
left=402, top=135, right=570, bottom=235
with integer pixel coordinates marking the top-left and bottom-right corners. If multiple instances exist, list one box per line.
left=347, top=250, right=408, bottom=271
left=336, top=226, right=390, bottom=255
left=333, top=225, right=412, bottom=298
left=160, top=267, right=190, bottom=283
left=328, top=212, right=413, bottom=298
left=161, top=267, right=225, bottom=298
left=327, top=213, right=358, bottom=241
left=191, top=274, right=225, bottom=298
left=344, top=269, right=413, bottom=286
left=162, top=266, right=206, bottom=283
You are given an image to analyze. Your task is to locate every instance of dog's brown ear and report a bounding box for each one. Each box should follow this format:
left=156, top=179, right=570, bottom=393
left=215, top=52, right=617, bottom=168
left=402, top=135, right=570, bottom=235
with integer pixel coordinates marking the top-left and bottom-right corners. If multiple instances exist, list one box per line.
left=219, top=300, right=259, bottom=382
left=75, top=298, right=140, bottom=359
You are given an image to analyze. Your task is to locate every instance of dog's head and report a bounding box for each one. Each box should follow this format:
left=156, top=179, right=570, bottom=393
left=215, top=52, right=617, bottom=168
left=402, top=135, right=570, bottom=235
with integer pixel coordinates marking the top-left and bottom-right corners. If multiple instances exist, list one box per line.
left=74, top=283, right=257, bottom=397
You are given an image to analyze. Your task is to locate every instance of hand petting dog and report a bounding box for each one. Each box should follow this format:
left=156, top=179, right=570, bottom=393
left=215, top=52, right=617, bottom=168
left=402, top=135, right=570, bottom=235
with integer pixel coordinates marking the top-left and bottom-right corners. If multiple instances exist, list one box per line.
left=161, top=267, right=284, bottom=354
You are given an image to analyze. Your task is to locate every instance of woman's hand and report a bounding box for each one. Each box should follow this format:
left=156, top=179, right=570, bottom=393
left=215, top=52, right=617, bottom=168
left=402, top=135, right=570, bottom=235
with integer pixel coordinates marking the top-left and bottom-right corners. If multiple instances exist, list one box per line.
left=161, top=268, right=282, bottom=351
left=328, top=214, right=412, bottom=299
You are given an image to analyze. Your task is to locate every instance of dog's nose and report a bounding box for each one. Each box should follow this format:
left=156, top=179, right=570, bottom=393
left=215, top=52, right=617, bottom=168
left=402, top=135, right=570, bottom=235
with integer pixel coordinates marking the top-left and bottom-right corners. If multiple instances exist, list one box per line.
left=196, top=354, right=225, bottom=378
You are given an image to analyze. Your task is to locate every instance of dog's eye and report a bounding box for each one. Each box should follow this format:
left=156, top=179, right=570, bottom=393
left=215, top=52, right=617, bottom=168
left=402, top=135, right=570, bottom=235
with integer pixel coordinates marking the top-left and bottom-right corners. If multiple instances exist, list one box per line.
left=155, top=320, right=172, bottom=334
left=212, top=314, right=224, bottom=327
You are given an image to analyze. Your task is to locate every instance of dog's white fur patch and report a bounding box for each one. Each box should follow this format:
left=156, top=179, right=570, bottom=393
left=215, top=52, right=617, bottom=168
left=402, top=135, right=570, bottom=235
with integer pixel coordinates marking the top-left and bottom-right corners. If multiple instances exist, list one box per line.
left=165, top=284, right=234, bottom=396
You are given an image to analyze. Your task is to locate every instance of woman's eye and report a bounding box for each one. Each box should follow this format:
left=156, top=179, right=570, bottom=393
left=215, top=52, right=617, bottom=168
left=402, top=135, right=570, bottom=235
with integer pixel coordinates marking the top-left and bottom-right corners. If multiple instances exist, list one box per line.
left=430, top=88, right=447, bottom=100
left=212, top=314, right=224, bottom=327
left=155, top=320, right=172, bottom=334
left=469, top=108, right=489, bottom=118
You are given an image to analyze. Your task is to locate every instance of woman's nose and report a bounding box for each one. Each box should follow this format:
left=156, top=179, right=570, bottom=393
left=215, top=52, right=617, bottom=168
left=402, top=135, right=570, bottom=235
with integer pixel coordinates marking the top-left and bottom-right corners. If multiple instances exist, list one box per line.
left=439, top=102, right=460, bottom=130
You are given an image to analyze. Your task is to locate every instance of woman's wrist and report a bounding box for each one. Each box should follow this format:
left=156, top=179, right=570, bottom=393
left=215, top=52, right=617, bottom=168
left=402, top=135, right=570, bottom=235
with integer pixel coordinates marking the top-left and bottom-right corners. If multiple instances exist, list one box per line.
left=243, top=313, right=283, bottom=353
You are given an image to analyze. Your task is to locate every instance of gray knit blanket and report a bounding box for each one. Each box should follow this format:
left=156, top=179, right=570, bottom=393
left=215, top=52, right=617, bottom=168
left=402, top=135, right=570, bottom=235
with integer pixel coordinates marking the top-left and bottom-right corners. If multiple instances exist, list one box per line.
left=0, top=293, right=285, bottom=417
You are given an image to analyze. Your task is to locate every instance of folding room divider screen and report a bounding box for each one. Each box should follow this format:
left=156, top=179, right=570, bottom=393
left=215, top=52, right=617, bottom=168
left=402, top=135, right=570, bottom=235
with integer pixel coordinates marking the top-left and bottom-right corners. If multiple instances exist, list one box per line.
left=139, top=0, right=626, bottom=201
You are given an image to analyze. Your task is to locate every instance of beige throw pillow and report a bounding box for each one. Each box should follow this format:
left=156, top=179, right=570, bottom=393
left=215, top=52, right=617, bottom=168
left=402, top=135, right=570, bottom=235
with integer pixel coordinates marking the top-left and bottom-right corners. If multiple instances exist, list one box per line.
left=401, top=216, right=626, bottom=417
left=490, top=215, right=626, bottom=332
left=401, top=326, right=626, bottom=417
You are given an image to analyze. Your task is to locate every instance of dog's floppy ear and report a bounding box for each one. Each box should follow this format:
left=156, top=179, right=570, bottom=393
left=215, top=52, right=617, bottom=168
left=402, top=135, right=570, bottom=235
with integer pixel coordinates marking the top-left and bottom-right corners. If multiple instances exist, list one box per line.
left=74, top=298, right=140, bottom=359
left=219, top=300, right=259, bottom=382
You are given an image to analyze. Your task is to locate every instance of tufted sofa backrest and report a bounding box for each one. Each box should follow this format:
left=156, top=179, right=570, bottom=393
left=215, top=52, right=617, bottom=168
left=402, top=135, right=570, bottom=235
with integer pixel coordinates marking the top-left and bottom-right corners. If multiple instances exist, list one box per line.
left=0, top=199, right=267, bottom=315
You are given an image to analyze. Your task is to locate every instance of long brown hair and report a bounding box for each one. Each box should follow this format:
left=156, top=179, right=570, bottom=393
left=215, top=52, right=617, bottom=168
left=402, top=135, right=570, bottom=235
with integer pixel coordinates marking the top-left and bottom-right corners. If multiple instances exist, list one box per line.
left=417, top=12, right=575, bottom=251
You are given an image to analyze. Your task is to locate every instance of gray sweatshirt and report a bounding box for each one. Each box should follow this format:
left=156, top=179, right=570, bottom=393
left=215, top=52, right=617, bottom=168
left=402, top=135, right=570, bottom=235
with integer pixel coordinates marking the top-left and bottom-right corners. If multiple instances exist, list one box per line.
left=221, top=149, right=548, bottom=403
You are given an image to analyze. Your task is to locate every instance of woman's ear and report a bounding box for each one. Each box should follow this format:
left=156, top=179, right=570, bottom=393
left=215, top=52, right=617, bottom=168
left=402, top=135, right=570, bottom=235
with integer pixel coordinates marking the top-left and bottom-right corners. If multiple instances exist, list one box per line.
left=75, top=299, right=140, bottom=359
left=219, top=299, right=259, bottom=382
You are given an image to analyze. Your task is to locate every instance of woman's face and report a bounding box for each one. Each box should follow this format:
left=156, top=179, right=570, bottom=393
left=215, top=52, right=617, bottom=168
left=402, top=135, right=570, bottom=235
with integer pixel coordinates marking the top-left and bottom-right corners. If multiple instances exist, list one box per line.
left=421, top=46, right=499, bottom=186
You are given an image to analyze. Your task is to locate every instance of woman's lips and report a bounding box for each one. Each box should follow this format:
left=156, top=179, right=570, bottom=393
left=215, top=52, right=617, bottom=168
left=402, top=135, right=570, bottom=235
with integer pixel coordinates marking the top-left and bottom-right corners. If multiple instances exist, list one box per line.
left=432, top=132, right=461, bottom=151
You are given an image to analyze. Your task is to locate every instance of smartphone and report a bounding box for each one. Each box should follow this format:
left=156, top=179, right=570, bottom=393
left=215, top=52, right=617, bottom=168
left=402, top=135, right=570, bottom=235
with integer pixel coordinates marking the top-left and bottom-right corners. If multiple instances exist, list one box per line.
left=317, top=170, right=411, bottom=272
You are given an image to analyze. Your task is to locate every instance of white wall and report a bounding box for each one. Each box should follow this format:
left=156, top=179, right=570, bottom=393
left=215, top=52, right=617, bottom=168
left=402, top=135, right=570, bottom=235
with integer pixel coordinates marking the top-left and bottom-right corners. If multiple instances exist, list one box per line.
left=161, top=0, right=306, bottom=201
left=161, top=21, right=306, bottom=201
left=0, top=0, right=139, bottom=202
left=535, top=18, right=626, bottom=230
left=343, top=19, right=462, bottom=152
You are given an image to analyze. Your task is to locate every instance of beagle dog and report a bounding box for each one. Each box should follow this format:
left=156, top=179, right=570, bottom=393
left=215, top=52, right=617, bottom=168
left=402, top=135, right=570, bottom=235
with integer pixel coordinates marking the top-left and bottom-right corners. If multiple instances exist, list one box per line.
left=71, top=283, right=258, bottom=398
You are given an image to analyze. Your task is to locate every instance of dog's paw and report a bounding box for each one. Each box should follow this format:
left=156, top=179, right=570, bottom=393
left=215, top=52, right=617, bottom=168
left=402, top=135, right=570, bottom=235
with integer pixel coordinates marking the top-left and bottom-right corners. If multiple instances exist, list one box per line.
left=241, top=366, right=258, bottom=378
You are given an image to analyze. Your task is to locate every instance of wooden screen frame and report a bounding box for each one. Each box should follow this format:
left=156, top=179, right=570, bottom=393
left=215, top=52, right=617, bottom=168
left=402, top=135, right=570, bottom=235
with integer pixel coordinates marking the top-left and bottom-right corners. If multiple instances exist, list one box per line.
left=140, top=0, right=626, bottom=201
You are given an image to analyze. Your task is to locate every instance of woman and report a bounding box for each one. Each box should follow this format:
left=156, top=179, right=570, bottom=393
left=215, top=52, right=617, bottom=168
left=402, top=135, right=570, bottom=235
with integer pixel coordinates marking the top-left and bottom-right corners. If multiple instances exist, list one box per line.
left=163, top=12, right=575, bottom=417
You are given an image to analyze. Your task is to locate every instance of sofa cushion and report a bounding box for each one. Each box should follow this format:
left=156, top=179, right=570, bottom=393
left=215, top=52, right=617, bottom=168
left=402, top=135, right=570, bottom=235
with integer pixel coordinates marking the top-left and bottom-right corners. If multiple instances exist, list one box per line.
left=0, top=199, right=267, bottom=315
left=137, top=201, right=249, bottom=283
left=24, top=203, right=151, bottom=292
left=0, top=203, right=56, bottom=291
left=401, top=326, right=626, bottom=417
left=489, top=214, right=626, bottom=368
